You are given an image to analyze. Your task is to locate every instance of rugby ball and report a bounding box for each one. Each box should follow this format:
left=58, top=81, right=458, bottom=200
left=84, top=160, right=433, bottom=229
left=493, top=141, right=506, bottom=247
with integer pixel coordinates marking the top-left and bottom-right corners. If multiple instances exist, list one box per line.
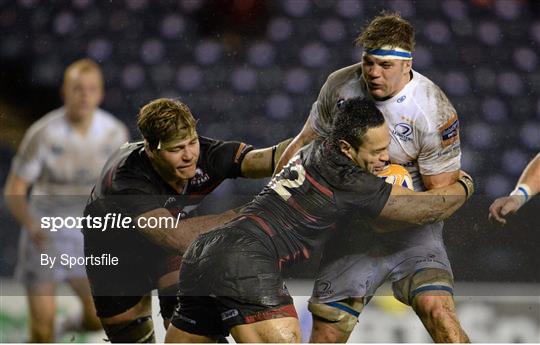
left=377, top=164, right=414, bottom=191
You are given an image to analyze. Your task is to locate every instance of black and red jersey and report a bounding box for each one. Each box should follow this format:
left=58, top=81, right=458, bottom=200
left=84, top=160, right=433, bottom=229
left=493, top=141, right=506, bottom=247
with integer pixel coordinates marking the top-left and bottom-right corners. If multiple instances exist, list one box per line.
left=237, top=140, right=391, bottom=268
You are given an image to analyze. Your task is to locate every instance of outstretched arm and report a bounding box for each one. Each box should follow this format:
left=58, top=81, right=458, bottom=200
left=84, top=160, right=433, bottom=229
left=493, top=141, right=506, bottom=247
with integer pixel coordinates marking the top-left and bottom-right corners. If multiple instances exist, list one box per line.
left=4, top=173, right=46, bottom=248
left=489, top=153, right=540, bottom=225
left=273, top=119, right=318, bottom=175
left=374, top=174, right=473, bottom=232
left=135, top=208, right=240, bottom=253
left=241, top=138, right=293, bottom=178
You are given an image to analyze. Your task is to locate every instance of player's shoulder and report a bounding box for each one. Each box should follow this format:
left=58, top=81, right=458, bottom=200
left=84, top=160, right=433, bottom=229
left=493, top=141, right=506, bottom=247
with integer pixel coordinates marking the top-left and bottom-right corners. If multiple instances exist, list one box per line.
left=410, top=71, right=457, bottom=130
left=325, top=63, right=363, bottom=88
left=22, top=107, right=66, bottom=141
left=197, top=136, right=231, bottom=161
left=197, top=135, right=221, bottom=152
left=113, top=142, right=153, bottom=183
left=94, top=108, right=127, bottom=131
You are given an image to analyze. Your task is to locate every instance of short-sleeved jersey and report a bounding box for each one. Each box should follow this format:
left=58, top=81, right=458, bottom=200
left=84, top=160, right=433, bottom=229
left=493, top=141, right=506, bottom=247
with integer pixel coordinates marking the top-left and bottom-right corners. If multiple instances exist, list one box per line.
left=85, top=137, right=252, bottom=223
left=10, top=107, right=128, bottom=216
left=308, top=63, right=461, bottom=190
left=238, top=140, right=391, bottom=267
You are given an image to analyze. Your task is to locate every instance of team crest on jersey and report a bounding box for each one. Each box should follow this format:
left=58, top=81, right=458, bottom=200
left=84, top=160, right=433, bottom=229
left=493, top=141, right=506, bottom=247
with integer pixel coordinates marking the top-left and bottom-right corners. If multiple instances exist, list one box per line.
left=439, top=114, right=459, bottom=147
left=190, top=168, right=210, bottom=186
left=392, top=123, right=413, bottom=142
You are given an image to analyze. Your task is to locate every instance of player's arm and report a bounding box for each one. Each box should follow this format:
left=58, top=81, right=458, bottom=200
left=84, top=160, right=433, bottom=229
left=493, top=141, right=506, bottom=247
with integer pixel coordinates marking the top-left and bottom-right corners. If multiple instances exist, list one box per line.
left=489, top=153, right=540, bottom=225
left=422, top=170, right=459, bottom=189
left=4, top=173, right=45, bottom=247
left=275, top=70, right=337, bottom=175
left=273, top=120, right=318, bottom=175
left=4, top=123, right=46, bottom=247
left=241, top=138, right=293, bottom=178
left=375, top=173, right=473, bottom=232
left=135, top=207, right=240, bottom=253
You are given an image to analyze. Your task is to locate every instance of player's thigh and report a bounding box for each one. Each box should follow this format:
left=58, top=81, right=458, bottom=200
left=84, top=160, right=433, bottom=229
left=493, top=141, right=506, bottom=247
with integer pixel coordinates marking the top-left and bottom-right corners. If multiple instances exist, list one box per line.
left=230, top=317, right=301, bottom=343
left=165, top=323, right=217, bottom=343
left=392, top=267, right=454, bottom=306
left=311, top=252, right=384, bottom=304
left=156, top=268, right=181, bottom=325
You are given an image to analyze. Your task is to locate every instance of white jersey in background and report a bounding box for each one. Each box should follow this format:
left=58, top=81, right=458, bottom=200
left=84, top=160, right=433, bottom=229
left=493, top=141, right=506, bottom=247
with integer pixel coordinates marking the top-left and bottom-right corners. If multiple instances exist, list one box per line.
left=11, top=107, right=128, bottom=284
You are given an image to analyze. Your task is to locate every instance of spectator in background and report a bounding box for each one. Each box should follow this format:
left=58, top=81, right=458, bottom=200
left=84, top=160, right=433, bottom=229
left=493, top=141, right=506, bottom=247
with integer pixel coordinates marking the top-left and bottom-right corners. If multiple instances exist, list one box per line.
left=489, top=153, right=540, bottom=225
left=3, top=59, right=129, bottom=342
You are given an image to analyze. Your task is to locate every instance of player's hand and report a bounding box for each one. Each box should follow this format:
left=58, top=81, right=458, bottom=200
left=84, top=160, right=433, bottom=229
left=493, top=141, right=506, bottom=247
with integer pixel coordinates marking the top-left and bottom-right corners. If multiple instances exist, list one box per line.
left=26, top=220, right=47, bottom=249
left=488, top=196, right=522, bottom=226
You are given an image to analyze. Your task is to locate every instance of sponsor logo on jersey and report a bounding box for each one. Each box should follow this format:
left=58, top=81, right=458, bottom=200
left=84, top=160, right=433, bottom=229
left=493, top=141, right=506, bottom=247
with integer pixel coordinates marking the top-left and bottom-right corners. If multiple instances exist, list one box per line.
left=392, top=123, right=413, bottom=142
left=439, top=114, right=460, bottom=147
left=397, top=95, right=406, bottom=103
left=221, top=309, right=239, bottom=321
left=190, top=168, right=210, bottom=186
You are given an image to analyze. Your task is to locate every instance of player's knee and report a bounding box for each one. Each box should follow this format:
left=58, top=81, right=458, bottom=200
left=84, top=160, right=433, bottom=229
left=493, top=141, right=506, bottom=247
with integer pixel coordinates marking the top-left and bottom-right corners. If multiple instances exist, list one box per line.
left=102, top=315, right=155, bottom=343
left=308, top=298, right=363, bottom=333
left=277, top=326, right=301, bottom=343
left=413, top=294, right=455, bottom=322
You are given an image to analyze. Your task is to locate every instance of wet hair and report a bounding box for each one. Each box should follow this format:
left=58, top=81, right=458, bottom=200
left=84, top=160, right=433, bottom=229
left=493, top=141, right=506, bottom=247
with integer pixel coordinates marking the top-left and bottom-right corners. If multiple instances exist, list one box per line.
left=330, top=97, right=385, bottom=150
left=355, top=11, right=415, bottom=52
left=137, top=98, right=196, bottom=150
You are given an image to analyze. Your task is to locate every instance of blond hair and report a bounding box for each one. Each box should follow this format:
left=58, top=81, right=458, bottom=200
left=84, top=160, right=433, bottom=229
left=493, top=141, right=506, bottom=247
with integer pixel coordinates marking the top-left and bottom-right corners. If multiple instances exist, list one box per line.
left=63, top=58, right=104, bottom=87
left=137, top=98, right=197, bottom=150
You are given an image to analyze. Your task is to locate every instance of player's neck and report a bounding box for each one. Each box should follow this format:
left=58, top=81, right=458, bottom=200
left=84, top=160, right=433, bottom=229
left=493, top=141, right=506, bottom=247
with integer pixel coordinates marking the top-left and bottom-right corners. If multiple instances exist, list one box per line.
left=66, top=111, right=94, bottom=136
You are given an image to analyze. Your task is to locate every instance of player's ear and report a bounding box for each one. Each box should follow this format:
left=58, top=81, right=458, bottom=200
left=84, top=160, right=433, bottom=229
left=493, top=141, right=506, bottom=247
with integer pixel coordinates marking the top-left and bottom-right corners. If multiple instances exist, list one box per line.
left=402, top=60, right=412, bottom=74
left=339, top=140, right=354, bottom=160
left=144, top=142, right=157, bottom=159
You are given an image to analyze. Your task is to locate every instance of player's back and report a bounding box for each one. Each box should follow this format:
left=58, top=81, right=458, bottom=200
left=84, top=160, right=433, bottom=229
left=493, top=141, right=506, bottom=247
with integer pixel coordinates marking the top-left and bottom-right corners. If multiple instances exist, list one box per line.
left=239, top=140, right=391, bottom=267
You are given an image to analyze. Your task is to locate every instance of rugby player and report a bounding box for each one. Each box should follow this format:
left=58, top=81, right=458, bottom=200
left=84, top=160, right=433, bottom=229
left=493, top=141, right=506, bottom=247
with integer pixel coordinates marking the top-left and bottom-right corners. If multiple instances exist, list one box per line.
left=489, top=153, right=539, bottom=225
left=82, top=98, right=290, bottom=343
left=4, top=59, right=128, bottom=342
left=164, top=97, right=474, bottom=343
left=275, top=12, right=469, bottom=343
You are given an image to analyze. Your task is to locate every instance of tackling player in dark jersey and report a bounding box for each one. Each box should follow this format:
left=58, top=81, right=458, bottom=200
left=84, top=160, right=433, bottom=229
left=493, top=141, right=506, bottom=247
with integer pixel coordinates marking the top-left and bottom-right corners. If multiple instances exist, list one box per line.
left=165, top=97, right=474, bottom=343
left=83, top=98, right=290, bottom=343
